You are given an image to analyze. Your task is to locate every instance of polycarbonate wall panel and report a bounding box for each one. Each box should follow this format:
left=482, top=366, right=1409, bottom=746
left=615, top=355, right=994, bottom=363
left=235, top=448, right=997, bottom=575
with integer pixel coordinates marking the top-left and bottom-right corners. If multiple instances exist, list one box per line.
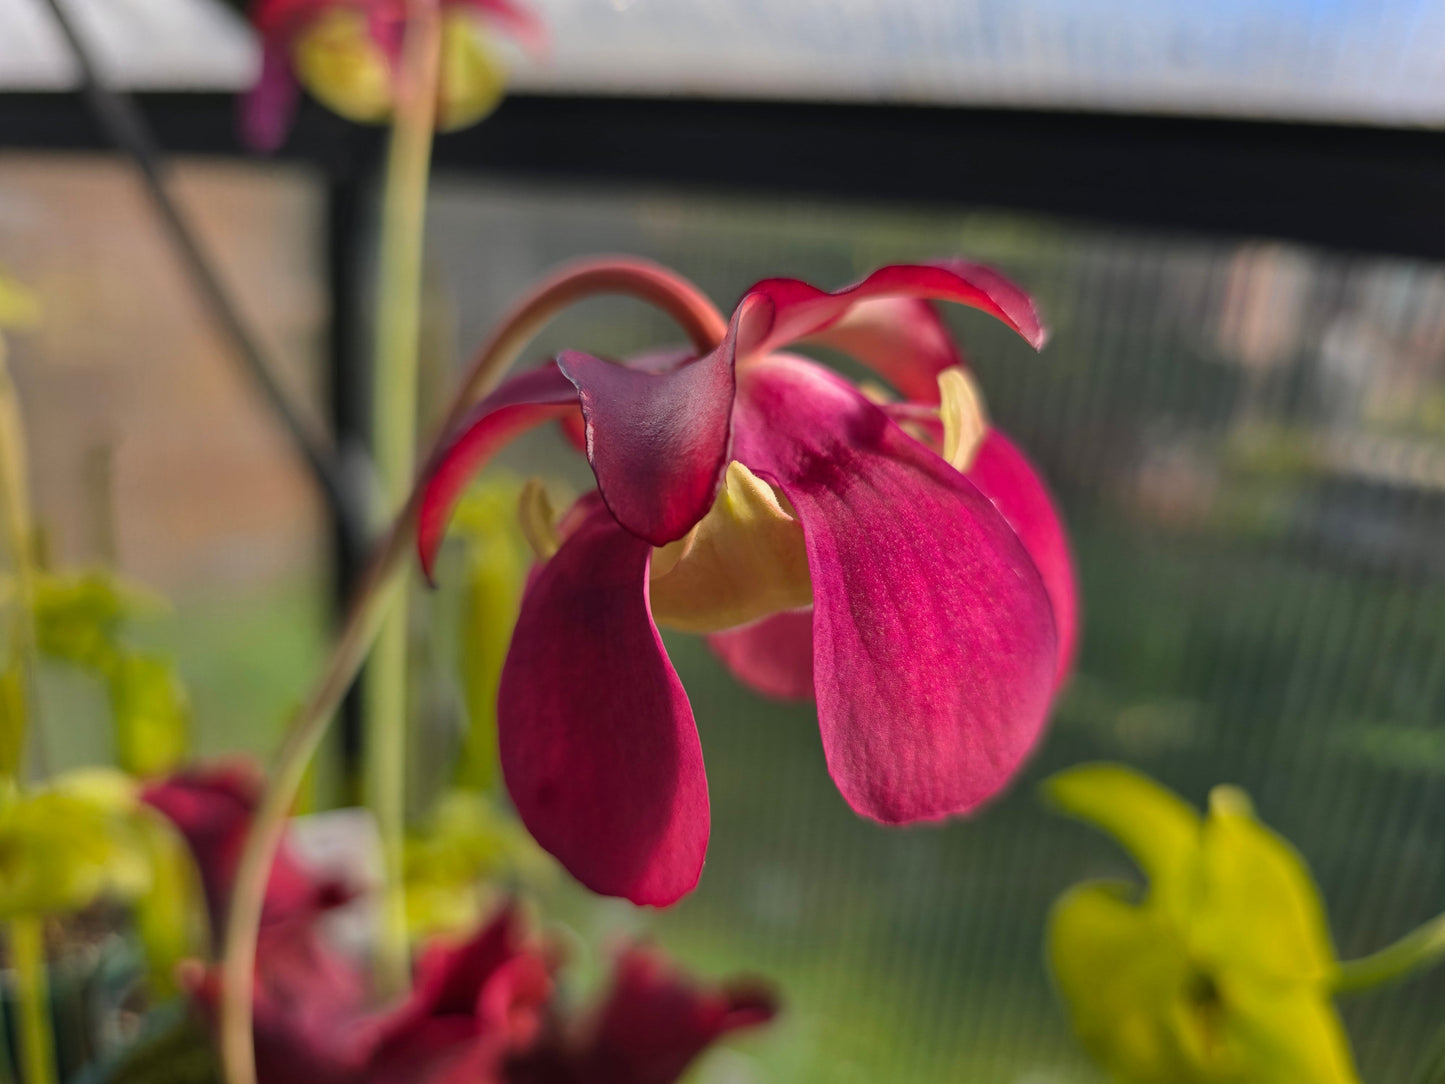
left=425, top=179, right=1445, bottom=1082
left=11, top=0, right=1445, bottom=129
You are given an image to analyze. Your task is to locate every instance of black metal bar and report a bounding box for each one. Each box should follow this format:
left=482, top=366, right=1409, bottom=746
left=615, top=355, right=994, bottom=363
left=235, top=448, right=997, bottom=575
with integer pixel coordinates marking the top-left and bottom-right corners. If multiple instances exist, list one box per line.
left=324, top=168, right=374, bottom=800
left=34, top=1, right=361, bottom=536
left=3, top=91, right=1445, bottom=260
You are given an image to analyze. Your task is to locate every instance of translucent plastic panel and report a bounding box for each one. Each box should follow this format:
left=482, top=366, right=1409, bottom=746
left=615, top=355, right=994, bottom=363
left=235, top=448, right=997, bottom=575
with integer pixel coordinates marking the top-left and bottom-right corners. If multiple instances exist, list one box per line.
left=519, top=0, right=1445, bottom=126
left=10, top=0, right=1445, bottom=127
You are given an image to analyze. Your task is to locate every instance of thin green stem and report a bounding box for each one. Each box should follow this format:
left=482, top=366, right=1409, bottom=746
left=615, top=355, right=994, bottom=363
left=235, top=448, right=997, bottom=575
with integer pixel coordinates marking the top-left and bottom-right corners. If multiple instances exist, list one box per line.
left=9, top=918, right=54, bottom=1084
left=365, top=0, right=442, bottom=999
left=0, top=336, right=55, bottom=1084
left=0, top=341, right=43, bottom=779
left=218, top=258, right=726, bottom=1084
left=1334, top=909, right=1445, bottom=995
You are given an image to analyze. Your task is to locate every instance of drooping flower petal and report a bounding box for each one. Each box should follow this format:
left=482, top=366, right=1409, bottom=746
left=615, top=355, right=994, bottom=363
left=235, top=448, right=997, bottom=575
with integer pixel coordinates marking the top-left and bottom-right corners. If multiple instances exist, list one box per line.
left=739, top=260, right=1048, bottom=359
left=498, top=503, right=709, bottom=905
left=801, top=297, right=965, bottom=403
left=366, top=904, right=554, bottom=1083
left=142, top=761, right=351, bottom=934
left=181, top=918, right=372, bottom=1084
left=505, top=946, right=776, bottom=1084
left=732, top=356, right=1057, bottom=822
left=418, top=364, right=580, bottom=581
left=241, top=40, right=304, bottom=152
left=967, top=430, right=1079, bottom=684
left=251, top=923, right=373, bottom=1084
left=556, top=333, right=736, bottom=546
left=707, top=611, right=815, bottom=702
left=571, top=947, right=777, bottom=1084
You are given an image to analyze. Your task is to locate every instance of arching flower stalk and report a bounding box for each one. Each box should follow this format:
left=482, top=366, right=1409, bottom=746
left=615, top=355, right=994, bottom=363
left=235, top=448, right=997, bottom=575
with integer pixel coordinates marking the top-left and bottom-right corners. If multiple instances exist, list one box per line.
left=218, top=259, right=732, bottom=1084
left=419, top=259, right=1079, bottom=905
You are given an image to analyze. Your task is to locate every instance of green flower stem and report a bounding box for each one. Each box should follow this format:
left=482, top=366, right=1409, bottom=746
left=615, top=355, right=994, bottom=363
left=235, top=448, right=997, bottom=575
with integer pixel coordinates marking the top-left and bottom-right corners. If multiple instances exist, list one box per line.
left=0, top=334, right=56, bottom=1084
left=218, top=258, right=726, bottom=1084
left=366, top=0, right=443, bottom=1000
left=0, top=340, right=42, bottom=778
left=1334, top=909, right=1445, bottom=995
left=10, top=918, right=55, bottom=1084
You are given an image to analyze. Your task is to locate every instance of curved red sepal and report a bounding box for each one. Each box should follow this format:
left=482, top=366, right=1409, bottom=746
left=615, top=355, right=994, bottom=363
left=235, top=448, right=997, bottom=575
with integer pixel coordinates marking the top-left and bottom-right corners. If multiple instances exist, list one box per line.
left=557, top=325, right=736, bottom=547
left=417, top=363, right=580, bottom=582
left=739, top=260, right=1047, bottom=359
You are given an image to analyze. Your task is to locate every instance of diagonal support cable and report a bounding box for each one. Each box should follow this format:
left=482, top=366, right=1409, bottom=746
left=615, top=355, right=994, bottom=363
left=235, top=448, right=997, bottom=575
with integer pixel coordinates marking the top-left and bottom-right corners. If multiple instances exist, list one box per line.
left=40, top=0, right=363, bottom=532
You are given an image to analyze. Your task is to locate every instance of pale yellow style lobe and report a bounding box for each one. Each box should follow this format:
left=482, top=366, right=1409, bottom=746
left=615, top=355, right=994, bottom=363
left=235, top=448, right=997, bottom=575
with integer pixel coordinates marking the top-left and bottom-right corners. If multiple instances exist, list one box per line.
left=649, top=461, right=811, bottom=634
left=436, top=10, right=508, bottom=131
left=938, top=366, right=989, bottom=472
left=292, top=9, right=395, bottom=124
left=292, top=9, right=508, bottom=132
left=517, top=477, right=560, bottom=562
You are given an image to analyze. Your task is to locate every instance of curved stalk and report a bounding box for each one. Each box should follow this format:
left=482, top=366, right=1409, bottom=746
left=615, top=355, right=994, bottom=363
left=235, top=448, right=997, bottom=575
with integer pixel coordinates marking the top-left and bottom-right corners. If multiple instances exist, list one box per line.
left=218, top=258, right=725, bottom=1084
left=0, top=342, right=52, bottom=1084
left=1334, top=909, right=1445, bottom=995
left=367, top=0, right=442, bottom=999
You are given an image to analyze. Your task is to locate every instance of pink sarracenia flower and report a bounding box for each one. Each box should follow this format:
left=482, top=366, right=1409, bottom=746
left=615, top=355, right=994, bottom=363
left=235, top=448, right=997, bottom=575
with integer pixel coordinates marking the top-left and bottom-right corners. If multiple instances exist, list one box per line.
left=418, top=260, right=1079, bottom=906
left=151, top=763, right=774, bottom=1083
left=188, top=902, right=773, bottom=1084
left=243, top=0, right=544, bottom=151
left=506, top=946, right=776, bottom=1084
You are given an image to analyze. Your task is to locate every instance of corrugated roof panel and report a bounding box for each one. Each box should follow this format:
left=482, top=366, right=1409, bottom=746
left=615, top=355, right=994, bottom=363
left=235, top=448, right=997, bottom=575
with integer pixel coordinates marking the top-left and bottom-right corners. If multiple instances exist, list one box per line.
left=5, top=0, right=1445, bottom=128
left=1, top=0, right=255, bottom=90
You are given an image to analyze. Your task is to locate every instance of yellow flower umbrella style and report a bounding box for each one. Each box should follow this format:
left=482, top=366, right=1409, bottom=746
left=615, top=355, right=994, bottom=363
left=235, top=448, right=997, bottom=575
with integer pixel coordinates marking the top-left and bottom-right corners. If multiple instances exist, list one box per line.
left=1044, top=763, right=1359, bottom=1084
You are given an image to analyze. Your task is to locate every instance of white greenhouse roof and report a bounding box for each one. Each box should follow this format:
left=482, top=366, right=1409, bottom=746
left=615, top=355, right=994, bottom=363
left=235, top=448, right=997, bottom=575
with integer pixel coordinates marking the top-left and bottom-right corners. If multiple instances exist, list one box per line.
left=5, top=0, right=1445, bottom=128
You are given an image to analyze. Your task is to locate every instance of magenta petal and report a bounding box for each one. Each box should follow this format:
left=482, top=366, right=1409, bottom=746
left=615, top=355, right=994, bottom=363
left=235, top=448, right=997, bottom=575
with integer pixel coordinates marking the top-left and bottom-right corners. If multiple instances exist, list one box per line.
left=557, top=337, right=735, bottom=546
left=802, top=297, right=965, bottom=403
left=366, top=9, right=407, bottom=64
left=707, top=611, right=815, bottom=702
left=418, top=364, right=580, bottom=580
left=142, top=761, right=351, bottom=934
left=575, top=947, right=777, bottom=1084
left=741, top=260, right=1047, bottom=358
left=240, top=41, right=302, bottom=153
left=968, top=430, right=1079, bottom=686
left=498, top=504, right=709, bottom=905
left=732, top=357, right=1058, bottom=823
